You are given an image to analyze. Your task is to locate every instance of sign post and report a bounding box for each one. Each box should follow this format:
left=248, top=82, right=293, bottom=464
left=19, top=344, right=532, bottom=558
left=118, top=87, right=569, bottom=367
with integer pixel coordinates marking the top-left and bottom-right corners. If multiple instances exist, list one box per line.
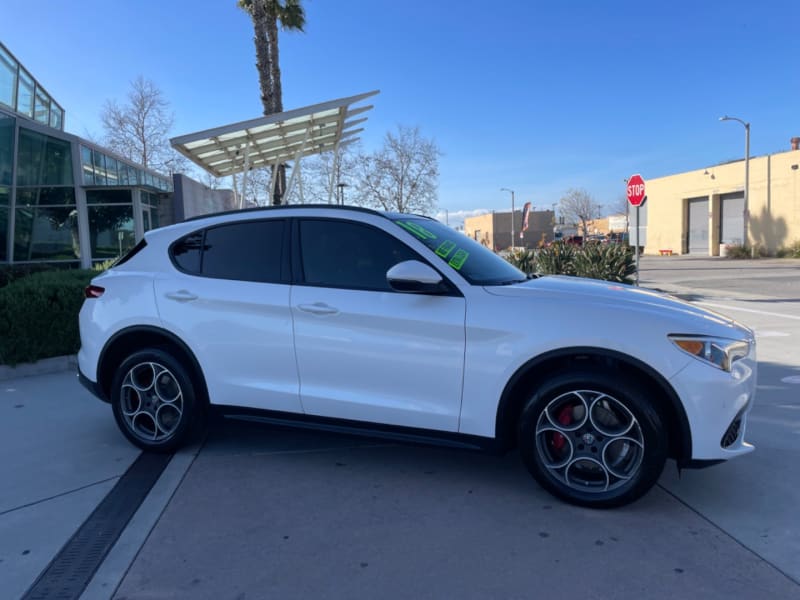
left=626, top=174, right=646, bottom=286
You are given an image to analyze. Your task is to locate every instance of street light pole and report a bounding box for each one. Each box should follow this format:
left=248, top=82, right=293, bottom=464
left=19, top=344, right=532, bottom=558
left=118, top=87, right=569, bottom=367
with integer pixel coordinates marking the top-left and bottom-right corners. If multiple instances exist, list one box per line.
left=337, top=182, right=348, bottom=205
left=500, top=188, right=515, bottom=251
left=720, top=115, right=750, bottom=251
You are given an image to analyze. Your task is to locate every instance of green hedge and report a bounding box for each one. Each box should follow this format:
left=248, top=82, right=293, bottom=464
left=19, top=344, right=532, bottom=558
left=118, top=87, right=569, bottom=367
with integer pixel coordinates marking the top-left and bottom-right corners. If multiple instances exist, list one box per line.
left=0, top=263, right=58, bottom=288
left=0, top=269, right=96, bottom=366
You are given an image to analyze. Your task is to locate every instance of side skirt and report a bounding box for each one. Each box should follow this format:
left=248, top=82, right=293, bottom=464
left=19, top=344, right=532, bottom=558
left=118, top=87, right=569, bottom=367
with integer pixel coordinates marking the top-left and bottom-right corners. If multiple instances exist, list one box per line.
left=213, top=405, right=505, bottom=454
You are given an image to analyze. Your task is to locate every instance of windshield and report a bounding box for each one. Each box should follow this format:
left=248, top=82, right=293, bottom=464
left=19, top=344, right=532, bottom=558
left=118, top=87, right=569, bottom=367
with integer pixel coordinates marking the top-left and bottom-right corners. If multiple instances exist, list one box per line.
left=392, top=217, right=526, bottom=285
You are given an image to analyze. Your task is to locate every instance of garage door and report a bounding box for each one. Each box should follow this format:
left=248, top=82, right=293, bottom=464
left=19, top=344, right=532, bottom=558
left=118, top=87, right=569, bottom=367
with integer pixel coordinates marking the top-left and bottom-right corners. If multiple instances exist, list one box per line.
left=720, top=193, right=744, bottom=245
left=687, top=197, right=709, bottom=255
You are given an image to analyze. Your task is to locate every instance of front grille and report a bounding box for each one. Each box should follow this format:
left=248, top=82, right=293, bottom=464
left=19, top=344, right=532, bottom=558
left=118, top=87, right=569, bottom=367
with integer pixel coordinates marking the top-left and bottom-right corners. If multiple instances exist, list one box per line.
left=721, top=416, right=742, bottom=448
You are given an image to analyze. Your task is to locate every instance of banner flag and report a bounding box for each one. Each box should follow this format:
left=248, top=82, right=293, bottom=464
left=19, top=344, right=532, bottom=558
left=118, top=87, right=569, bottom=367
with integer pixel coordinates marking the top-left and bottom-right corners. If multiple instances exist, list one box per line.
left=520, top=202, right=532, bottom=238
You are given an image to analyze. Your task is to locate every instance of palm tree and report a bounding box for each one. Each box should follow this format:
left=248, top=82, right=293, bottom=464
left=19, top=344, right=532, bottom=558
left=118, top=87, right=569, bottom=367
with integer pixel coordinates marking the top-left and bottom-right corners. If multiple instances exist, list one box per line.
left=238, top=0, right=306, bottom=204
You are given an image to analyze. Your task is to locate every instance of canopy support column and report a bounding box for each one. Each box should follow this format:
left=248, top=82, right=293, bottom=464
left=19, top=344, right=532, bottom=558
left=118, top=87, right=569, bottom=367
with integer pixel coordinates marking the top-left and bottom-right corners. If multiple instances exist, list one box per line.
left=284, top=122, right=313, bottom=204
left=239, top=141, right=251, bottom=208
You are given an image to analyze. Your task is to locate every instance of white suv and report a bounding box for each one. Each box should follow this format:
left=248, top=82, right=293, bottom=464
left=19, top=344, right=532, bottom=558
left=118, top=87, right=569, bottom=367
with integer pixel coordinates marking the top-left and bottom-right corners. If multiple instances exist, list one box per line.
left=78, top=206, right=756, bottom=507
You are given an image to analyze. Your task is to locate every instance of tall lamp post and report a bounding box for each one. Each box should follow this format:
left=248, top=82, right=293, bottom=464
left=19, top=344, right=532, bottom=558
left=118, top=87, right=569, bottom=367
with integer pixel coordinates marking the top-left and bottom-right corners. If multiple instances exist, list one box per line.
left=719, top=115, right=750, bottom=250
left=500, top=187, right=515, bottom=251
left=337, top=182, right=349, bottom=205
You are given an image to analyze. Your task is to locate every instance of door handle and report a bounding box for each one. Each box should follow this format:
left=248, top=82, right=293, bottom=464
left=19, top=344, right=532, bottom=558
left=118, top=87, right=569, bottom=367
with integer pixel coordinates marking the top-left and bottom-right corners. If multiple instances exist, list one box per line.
left=165, top=290, right=198, bottom=302
left=297, top=302, right=339, bottom=315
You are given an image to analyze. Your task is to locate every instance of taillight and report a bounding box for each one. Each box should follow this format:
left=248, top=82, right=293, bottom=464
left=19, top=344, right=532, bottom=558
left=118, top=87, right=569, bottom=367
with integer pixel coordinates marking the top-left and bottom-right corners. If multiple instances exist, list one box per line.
left=85, top=285, right=105, bottom=298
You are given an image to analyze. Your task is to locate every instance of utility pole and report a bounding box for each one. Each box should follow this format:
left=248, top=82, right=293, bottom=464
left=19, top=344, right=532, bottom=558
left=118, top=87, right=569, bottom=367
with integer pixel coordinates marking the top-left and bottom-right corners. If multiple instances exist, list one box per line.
left=501, top=188, right=515, bottom=251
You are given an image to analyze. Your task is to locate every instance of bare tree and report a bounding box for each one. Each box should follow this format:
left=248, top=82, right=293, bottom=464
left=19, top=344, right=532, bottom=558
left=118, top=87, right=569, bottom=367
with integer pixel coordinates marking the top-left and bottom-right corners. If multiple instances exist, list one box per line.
left=606, top=194, right=629, bottom=216
left=353, top=126, right=440, bottom=215
left=559, top=188, right=601, bottom=243
left=286, top=144, right=361, bottom=204
left=201, top=171, right=224, bottom=190
left=101, top=76, right=186, bottom=174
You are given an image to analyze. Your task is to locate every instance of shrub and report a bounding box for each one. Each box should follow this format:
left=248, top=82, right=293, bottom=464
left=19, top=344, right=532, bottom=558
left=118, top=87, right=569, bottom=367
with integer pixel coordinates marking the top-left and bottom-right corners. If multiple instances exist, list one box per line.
left=776, top=240, right=800, bottom=258
left=573, top=243, right=636, bottom=284
left=536, top=242, right=576, bottom=276
left=507, top=249, right=537, bottom=275
left=0, top=269, right=95, bottom=366
left=724, top=244, right=767, bottom=259
left=0, top=263, right=57, bottom=288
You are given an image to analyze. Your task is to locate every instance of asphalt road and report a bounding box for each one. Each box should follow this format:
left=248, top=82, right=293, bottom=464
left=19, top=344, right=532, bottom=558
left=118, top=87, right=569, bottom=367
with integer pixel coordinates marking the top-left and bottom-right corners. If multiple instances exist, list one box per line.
left=1, top=256, right=798, bottom=599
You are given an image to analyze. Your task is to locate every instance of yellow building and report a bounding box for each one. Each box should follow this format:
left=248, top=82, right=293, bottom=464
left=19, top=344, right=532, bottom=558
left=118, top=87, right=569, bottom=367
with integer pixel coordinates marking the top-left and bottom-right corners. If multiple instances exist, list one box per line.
left=643, top=140, right=800, bottom=256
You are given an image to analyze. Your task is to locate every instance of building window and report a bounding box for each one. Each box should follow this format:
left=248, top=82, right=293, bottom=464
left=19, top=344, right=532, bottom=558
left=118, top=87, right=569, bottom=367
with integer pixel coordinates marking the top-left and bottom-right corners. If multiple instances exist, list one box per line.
left=86, top=190, right=134, bottom=261
left=12, top=187, right=77, bottom=262
left=34, top=87, right=50, bottom=125
left=0, top=113, right=13, bottom=186
left=142, top=191, right=162, bottom=231
left=14, top=205, right=79, bottom=262
left=16, top=187, right=76, bottom=207
left=86, top=189, right=131, bottom=204
left=105, top=155, right=120, bottom=186
left=49, top=104, right=63, bottom=130
left=92, top=150, right=107, bottom=185
left=0, top=46, right=17, bottom=111
left=81, top=145, right=94, bottom=185
left=0, top=186, right=8, bottom=261
left=17, top=69, right=34, bottom=119
left=16, top=128, right=73, bottom=186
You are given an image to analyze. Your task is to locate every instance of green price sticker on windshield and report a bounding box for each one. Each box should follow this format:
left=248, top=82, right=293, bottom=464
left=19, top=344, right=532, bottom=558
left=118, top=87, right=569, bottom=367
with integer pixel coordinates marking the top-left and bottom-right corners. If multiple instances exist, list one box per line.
left=448, top=249, right=469, bottom=270
left=397, top=221, right=437, bottom=241
left=435, top=240, right=456, bottom=258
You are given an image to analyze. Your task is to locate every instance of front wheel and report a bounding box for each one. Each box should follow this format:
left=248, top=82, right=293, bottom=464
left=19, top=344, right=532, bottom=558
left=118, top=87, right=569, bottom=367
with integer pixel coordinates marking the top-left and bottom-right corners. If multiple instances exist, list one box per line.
left=518, top=370, right=668, bottom=508
left=111, top=348, right=203, bottom=453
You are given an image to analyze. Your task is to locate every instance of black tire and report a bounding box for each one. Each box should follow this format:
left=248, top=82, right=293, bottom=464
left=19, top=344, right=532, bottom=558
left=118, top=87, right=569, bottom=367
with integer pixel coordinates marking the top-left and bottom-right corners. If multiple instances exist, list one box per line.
left=111, top=348, right=204, bottom=453
left=518, top=369, right=667, bottom=508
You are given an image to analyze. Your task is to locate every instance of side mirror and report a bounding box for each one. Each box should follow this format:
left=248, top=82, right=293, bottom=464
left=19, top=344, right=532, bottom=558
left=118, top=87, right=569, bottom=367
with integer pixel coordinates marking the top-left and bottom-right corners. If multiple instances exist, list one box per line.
left=386, top=260, right=446, bottom=294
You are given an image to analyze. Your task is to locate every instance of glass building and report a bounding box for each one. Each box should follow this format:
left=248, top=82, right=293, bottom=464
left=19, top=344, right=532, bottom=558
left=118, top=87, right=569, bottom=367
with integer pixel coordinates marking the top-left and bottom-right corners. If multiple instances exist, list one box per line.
left=1, top=41, right=173, bottom=268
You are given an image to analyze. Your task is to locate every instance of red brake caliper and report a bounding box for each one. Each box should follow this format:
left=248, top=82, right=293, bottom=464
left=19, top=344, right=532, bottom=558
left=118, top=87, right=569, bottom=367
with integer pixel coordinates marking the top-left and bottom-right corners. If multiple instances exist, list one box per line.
left=552, top=405, right=573, bottom=451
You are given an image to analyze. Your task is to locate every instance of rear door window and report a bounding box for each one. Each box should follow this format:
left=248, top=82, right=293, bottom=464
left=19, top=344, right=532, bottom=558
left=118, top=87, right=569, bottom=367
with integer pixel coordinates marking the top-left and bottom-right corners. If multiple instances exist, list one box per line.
left=171, top=219, right=287, bottom=283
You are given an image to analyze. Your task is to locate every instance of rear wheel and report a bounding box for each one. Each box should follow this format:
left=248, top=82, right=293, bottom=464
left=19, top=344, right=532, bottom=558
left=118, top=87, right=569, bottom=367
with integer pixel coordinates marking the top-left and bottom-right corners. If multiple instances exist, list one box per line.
left=518, top=370, right=668, bottom=508
left=111, top=348, right=203, bottom=452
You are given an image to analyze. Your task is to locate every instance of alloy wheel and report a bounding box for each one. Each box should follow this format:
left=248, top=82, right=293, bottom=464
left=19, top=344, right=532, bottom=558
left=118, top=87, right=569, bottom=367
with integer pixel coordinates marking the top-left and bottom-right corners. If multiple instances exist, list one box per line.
left=534, top=389, right=645, bottom=493
left=119, top=361, right=184, bottom=442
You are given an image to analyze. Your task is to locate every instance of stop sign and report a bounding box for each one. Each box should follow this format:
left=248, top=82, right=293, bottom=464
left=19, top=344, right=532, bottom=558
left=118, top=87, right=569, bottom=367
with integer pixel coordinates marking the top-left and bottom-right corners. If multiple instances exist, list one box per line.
left=627, top=174, right=646, bottom=207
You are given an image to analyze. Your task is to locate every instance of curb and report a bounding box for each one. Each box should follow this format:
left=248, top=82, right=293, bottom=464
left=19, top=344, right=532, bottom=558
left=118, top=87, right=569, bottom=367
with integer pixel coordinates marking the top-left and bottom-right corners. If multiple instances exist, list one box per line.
left=0, top=354, right=77, bottom=381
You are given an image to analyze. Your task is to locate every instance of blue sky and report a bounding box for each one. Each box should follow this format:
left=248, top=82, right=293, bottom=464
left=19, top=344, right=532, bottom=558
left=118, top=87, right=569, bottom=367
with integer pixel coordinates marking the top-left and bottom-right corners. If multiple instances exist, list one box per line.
left=2, top=0, right=799, bottom=224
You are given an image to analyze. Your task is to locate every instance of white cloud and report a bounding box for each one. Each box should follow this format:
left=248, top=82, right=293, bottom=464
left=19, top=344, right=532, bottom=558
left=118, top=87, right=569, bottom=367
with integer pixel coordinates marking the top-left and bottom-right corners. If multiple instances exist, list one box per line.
left=434, top=208, right=491, bottom=228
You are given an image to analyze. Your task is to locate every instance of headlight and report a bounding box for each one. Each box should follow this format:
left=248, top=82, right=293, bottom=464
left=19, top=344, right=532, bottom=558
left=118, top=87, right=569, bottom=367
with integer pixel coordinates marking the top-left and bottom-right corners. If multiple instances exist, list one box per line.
left=669, top=335, right=751, bottom=372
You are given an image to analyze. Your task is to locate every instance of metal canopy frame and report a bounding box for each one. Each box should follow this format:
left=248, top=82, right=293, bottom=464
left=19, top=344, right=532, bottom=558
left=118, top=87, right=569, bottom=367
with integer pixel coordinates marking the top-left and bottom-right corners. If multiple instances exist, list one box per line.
left=170, top=90, right=378, bottom=205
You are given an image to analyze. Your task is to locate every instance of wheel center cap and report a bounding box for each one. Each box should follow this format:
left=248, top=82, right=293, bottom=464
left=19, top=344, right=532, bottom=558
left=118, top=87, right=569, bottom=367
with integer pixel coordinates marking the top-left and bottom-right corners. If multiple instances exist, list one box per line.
left=582, top=432, right=596, bottom=445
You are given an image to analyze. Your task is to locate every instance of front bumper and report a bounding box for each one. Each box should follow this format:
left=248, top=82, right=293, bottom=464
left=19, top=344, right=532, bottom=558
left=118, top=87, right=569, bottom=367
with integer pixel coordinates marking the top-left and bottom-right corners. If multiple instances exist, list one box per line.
left=669, top=350, right=756, bottom=461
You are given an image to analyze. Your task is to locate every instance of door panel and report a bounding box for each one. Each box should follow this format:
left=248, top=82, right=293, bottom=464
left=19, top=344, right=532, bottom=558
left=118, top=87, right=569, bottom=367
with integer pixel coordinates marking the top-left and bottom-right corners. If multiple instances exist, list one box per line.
left=155, top=276, right=300, bottom=413
left=291, top=286, right=466, bottom=431
left=155, top=218, right=300, bottom=413
left=292, top=217, right=466, bottom=431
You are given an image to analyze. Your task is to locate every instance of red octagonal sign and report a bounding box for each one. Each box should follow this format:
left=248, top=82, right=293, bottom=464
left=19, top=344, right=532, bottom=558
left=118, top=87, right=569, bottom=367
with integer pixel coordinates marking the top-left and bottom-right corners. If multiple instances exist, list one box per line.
left=627, top=174, right=646, bottom=207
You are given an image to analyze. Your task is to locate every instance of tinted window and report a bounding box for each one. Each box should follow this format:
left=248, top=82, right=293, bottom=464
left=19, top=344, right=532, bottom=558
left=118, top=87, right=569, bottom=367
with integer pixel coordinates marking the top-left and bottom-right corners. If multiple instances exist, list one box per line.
left=172, top=231, right=203, bottom=274
left=172, top=221, right=286, bottom=281
left=300, top=220, right=417, bottom=291
left=202, top=220, right=284, bottom=282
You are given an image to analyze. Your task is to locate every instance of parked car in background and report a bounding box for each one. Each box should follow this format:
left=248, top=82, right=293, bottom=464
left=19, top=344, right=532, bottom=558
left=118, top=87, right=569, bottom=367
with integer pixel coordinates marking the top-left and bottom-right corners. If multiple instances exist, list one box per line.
left=78, top=205, right=756, bottom=508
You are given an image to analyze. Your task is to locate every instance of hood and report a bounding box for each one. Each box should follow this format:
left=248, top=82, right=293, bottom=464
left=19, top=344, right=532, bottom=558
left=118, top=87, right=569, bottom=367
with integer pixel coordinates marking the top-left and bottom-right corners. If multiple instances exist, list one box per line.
left=484, top=275, right=750, bottom=335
